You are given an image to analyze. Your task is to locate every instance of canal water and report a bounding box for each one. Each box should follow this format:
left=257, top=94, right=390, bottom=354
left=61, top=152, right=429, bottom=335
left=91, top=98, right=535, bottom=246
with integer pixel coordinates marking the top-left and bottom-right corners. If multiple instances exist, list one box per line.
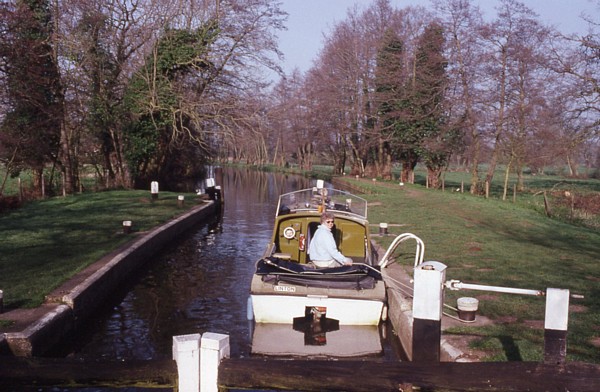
left=58, top=168, right=318, bottom=360
left=41, top=168, right=403, bottom=391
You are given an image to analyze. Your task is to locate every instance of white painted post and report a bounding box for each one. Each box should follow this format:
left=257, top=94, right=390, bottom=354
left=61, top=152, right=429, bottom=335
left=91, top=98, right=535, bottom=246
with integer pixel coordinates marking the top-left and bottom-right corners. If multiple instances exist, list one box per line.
left=379, top=222, right=388, bottom=236
left=205, top=178, right=216, bottom=200
left=122, top=220, right=132, bottom=234
left=151, top=181, right=159, bottom=200
left=544, top=288, right=570, bottom=364
left=412, top=261, right=447, bottom=362
left=200, top=332, right=230, bottom=392
left=173, top=334, right=201, bottom=392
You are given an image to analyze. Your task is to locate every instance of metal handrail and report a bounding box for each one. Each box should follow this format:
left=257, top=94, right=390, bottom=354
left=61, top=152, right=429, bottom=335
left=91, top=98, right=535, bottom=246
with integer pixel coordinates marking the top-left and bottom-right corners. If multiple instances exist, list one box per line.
left=378, top=233, right=425, bottom=269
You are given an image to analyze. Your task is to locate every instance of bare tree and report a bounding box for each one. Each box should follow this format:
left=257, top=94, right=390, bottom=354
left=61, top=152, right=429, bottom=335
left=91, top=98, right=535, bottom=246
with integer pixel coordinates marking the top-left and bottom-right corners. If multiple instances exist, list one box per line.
left=433, top=0, right=486, bottom=193
left=546, top=3, right=600, bottom=176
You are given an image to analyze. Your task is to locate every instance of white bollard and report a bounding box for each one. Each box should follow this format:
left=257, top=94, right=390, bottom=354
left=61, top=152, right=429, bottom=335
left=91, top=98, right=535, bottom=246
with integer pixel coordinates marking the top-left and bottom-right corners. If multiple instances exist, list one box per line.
left=151, top=181, right=159, bottom=200
left=205, top=178, right=216, bottom=200
left=544, top=288, right=570, bottom=364
left=379, top=222, right=388, bottom=236
left=173, top=334, right=201, bottom=392
left=200, top=333, right=230, bottom=392
left=412, top=261, right=447, bottom=362
left=122, top=220, right=132, bottom=234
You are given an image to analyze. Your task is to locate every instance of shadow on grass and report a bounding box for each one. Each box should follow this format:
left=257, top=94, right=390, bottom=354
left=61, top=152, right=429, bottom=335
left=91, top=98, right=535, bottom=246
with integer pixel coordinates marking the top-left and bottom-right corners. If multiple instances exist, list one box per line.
left=499, top=335, right=523, bottom=361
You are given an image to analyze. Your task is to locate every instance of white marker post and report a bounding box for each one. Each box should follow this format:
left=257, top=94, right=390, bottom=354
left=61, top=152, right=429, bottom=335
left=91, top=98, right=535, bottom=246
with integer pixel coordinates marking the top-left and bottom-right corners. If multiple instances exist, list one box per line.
left=122, top=220, right=132, bottom=234
left=379, top=222, right=388, bottom=236
left=544, top=288, right=570, bottom=365
left=200, top=333, right=230, bottom=392
left=412, top=261, right=447, bottom=362
left=205, top=178, right=216, bottom=200
left=151, top=181, right=159, bottom=200
left=173, top=334, right=201, bottom=392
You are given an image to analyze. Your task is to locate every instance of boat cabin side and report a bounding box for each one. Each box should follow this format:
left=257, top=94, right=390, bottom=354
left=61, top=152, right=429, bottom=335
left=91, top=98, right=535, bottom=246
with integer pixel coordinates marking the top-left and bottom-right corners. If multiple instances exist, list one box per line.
left=267, top=213, right=375, bottom=265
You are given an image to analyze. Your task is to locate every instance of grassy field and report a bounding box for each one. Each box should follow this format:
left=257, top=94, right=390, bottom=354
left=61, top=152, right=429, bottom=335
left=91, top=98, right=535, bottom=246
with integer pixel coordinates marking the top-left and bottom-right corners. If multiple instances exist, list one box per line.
left=342, top=177, right=600, bottom=364
left=248, top=163, right=600, bottom=227
left=0, top=190, right=200, bottom=310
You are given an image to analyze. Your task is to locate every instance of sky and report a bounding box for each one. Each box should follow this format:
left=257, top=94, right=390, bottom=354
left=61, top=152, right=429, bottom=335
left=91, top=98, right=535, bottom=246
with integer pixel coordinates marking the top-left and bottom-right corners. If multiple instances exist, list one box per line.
left=276, top=0, right=599, bottom=76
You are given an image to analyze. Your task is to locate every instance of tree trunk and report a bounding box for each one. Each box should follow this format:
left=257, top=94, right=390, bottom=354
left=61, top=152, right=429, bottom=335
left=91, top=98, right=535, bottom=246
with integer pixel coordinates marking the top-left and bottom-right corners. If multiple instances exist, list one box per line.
left=379, top=138, right=393, bottom=180
left=32, top=167, right=45, bottom=197
left=566, top=154, right=578, bottom=177
left=347, top=138, right=365, bottom=177
left=400, top=153, right=418, bottom=184
left=502, top=157, right=512, bottom=201
left=469, top=136, right=481, bottom=194
left=486, top=46, right=508, bottom=188
left=427, top=167, right=443, bottom=189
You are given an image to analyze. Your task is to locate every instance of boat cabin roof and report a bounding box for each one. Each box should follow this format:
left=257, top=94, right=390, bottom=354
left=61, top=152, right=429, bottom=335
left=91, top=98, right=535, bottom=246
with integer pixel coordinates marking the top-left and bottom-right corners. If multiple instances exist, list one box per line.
left=276, top=187, right=368, bottom=221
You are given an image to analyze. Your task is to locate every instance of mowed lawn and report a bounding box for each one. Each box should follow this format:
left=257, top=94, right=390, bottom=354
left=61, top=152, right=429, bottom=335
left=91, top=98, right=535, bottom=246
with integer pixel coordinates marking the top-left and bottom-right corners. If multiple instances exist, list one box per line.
left=0, top=190, right=200, bottom=310
left=342, top=177, right=600, bottom=364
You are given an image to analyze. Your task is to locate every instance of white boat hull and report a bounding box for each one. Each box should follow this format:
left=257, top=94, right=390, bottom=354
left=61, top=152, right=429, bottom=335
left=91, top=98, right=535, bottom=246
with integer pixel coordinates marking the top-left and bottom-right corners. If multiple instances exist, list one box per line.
left=250, top=294, right=385, bottom=326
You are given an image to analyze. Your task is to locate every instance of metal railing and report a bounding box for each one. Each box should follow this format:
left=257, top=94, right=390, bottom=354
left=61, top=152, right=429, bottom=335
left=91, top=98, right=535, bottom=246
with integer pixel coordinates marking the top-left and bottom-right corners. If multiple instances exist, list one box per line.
left=378, top=232, right=425, bottom=269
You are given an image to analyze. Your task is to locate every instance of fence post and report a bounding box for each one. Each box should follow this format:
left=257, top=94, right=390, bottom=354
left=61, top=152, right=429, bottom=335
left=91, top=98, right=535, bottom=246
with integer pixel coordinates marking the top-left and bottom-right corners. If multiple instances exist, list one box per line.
left=544, top=288, right=570, bottom=365
left=173, top=333, right=201, bottom=392
left=412, top=261, right=447, bottom=362
left=200, top=332, right=230, bottom=392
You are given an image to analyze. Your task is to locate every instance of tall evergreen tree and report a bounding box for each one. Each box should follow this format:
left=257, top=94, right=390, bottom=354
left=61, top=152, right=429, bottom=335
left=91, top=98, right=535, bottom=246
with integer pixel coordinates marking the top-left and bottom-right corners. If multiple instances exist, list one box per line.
left=373, top=28, right=407, bottom=180
left=0, top=0, right=63, bottom=195
left=373, top=22, right=453, bottom=185
left=413, top=22, right=455, bottom=188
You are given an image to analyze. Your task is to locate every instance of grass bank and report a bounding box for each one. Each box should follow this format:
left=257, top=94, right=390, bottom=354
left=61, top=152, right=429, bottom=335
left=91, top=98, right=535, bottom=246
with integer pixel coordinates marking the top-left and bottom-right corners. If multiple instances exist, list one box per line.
left=340, top=177, right=600, bottom=364
left=0, top=190, right=200, bottom=310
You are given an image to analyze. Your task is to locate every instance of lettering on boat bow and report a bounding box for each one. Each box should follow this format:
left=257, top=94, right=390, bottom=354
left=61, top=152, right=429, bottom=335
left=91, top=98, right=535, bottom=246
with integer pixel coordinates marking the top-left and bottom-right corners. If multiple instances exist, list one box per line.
left=274, top=285, right=296, bottom=293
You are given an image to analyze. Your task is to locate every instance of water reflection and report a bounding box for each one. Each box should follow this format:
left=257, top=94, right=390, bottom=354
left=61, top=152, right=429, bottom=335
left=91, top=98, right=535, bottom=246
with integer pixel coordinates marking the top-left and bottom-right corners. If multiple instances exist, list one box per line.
left=252, top=323, right=384, bottom=358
